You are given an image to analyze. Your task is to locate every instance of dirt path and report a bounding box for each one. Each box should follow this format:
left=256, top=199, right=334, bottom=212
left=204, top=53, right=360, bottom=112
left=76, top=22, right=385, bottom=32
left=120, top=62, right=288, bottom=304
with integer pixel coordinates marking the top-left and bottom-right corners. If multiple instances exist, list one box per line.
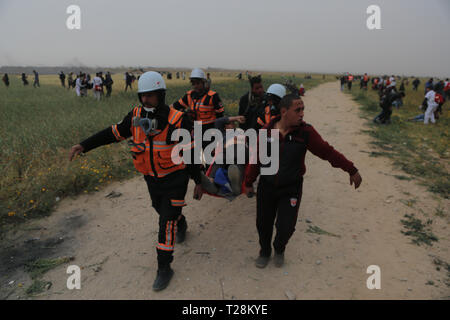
left=3, top=81, right=449, bottom=299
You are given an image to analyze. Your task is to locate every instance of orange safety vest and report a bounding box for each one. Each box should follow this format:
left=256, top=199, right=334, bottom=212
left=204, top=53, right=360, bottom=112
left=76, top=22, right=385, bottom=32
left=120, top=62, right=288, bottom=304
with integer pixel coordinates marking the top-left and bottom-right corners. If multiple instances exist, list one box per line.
left=124, top=106, right=188, bottom=177
left=185, top=90, right=221, bottom=125
left=257, top=105, right=276, bottom=127
left=363, top=75, right=368, bottom=82
left=348, top=75, right=354, bottom=81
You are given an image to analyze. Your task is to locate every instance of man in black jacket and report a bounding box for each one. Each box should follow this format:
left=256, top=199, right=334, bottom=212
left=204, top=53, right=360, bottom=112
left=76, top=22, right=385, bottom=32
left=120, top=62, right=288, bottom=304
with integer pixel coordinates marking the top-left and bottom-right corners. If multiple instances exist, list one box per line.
left=69, top=71, right=203, bottom=292
left=244, top=94, right=362, bottom=268
left=238, top=75, right=265, bottom=130
left=104, top=71, right=114, bottom=97
left=373, top=87, right=405, bottom=124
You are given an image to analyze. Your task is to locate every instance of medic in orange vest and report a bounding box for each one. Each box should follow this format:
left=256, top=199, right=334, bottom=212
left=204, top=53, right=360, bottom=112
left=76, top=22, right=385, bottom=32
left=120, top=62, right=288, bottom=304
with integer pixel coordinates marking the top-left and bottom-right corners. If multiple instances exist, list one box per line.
left=69, top=71, right=203, bottom=292
left=256, top=83, right=287, bottom=129
left=347, top=73, right=354, bottom=90
left=172, top=68, right=224, bottom=147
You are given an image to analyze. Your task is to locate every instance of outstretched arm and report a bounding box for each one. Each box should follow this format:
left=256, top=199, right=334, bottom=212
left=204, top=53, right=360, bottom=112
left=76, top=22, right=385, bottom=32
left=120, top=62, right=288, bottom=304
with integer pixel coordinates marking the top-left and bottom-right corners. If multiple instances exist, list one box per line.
left=306, top=125, right=362, bottom=189
left=68, top=110, right=133, bottom=161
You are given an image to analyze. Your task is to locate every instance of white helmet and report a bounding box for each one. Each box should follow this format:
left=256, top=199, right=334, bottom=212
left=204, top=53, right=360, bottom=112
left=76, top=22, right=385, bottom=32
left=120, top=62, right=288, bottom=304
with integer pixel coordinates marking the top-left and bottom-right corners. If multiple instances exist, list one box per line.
left=138, top=71, right=166, bottom=93
left=190, top=68, right=206, bottom=80
left=267, top=84, right=286, bottom=99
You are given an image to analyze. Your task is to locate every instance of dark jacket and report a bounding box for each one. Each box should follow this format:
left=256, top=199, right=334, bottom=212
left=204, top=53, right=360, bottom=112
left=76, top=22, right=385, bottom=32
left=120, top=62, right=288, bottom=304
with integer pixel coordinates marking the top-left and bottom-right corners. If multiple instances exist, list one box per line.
left=245, top=117, right=358, bottom=189
left=238, top=91, right=264, bottom=130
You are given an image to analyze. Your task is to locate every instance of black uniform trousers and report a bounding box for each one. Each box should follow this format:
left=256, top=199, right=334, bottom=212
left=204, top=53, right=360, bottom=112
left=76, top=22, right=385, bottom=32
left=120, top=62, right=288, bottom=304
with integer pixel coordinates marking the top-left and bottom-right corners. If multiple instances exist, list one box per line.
left=144, top=169, right=189, bottom=269
left=256, top=178, right=303, bottom=257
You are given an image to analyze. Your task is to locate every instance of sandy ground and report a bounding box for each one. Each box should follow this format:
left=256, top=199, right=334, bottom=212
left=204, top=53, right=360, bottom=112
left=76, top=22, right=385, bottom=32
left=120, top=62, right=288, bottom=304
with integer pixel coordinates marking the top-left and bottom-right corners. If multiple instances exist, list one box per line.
left=2, top=81, right=449, bottom=300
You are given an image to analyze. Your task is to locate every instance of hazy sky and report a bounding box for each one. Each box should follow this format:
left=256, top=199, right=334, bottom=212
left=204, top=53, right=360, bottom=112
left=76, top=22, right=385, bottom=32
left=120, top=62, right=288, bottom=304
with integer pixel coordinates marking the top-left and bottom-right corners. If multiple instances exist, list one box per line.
left=1, top=0, right=449, bottom=77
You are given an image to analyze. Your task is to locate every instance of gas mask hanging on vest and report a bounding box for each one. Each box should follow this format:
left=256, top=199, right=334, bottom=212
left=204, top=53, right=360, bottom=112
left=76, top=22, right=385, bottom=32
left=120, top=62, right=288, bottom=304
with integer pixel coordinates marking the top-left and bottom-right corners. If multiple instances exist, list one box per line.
left=138, top=117, right=159, bottom=136
left=133, top=107, right=159, bottom=136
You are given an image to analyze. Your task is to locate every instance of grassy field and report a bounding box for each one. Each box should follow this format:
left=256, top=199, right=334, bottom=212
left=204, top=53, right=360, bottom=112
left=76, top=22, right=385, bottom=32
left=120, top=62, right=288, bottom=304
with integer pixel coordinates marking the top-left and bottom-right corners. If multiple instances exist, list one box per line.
left=0, top=71, right=332, bottom=233
left=347, top=79, right=449, bottom=199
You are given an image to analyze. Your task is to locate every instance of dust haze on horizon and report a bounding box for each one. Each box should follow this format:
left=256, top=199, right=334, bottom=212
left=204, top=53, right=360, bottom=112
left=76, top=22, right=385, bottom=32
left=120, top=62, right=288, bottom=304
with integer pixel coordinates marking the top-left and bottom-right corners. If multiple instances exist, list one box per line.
left=0, top=0, right=449, bottom=77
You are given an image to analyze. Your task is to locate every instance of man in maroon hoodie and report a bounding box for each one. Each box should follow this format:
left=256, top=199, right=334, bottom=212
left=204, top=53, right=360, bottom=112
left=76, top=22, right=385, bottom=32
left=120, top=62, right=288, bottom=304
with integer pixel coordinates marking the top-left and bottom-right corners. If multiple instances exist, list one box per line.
left=244, top=94, right=362, bottom=268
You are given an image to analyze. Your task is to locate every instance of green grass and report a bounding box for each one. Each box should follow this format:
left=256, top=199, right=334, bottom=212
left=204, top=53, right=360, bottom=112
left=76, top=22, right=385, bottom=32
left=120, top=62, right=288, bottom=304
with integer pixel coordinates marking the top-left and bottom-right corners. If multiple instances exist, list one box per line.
left=23, top=256, right=74, bottom=296
left=306, top=225, right=341, bottom=238
left=400, top=214, right=438, bottom=246
left=24, top=257, right=75, bottom=279
left=25, top=279, right=52, bottom=296
left=347, top=81, right=449, bottom=199
left=0, top=73, right=331, bottom=232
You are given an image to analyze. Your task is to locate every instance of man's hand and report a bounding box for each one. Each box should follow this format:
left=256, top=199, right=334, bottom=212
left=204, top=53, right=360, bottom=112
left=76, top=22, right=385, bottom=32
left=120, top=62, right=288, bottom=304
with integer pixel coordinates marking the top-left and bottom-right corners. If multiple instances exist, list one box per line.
left=243, top=185, right=254, bottom=198
left=69, top=144, right=84, bottom=161
left=350, top=171, right=362, bottom=189
left=193, top=184, right=203, bottom=200
left=230, top=115, right=246, bottom=124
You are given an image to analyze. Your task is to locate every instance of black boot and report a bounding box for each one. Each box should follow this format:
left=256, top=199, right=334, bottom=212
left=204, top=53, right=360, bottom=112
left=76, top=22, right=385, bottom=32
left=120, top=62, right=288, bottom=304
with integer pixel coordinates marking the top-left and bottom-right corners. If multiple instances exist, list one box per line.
left=152, top=266, right=174, bottom=292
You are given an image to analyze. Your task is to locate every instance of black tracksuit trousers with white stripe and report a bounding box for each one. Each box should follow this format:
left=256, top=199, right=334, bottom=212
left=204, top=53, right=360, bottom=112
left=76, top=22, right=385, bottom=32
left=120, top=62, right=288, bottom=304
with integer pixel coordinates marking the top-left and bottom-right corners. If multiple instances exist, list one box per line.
left=256, top=178, right=303, bottom=257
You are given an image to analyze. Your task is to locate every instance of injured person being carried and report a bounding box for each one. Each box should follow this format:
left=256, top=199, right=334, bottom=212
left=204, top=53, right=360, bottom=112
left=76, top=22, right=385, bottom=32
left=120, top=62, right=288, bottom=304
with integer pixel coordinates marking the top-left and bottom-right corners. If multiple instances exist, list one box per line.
left=200, top=115, right=251, bottom=200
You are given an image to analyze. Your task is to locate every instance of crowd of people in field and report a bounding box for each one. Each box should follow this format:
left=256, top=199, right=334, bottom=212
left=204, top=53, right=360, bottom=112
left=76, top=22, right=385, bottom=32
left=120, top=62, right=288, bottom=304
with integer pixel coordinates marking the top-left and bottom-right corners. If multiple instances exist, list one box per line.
left=2, top=70, right=448, bottom=124
left=57, top=70, right=115, bottom=100
left=1, top=70, right=202, bottom=101
left=339, top=72, right=449, bottom=125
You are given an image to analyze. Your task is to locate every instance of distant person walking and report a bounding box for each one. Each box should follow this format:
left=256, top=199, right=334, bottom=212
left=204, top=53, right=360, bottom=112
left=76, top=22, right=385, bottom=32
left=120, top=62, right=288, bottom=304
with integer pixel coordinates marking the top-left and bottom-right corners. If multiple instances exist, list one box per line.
left=340, top=75, right=346, bottom=91
left=21, top=73, right=29, bottom=86
left=444, top=78, right=450, bottom=100
left=425, top=78, right=433, bottom=93
left=75, top=73, right=88, bottom=97
left=80, top=74, right=88, bottom=97
left=412, top=78, right=420, bottom=91
left=59, top=71, right=66, bottom=88
left=298, top=83, right=305, bottom=96
left=125, top=72, right=132, bottom=91
left=92, top=72, right=103, bottom=101
left=423, top=86, right=438, bottom=125
left=75, top=73, right=82, bottom=96
left=347, top=73, right=353, bottom=90
left=33, top=70, right=40, bottom=88
left=2, top=73, right=9, bottom=88
left=362, top=73, right=369, bottom=90
left=104, top=71, right=114, bottom=97
left=67, top=72, right=74, bottom=89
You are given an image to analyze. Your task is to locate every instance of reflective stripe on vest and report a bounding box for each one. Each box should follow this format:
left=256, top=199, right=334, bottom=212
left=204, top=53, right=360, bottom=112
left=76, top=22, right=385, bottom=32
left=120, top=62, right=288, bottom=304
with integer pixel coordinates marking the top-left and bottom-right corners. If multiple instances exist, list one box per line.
left=111, top=124, right=124, bottom=141
left=264, top=106, right=272, bottom=125
left=129, top=106, right=186, bottom=177
left=186, top=90, right=218, bottom=124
